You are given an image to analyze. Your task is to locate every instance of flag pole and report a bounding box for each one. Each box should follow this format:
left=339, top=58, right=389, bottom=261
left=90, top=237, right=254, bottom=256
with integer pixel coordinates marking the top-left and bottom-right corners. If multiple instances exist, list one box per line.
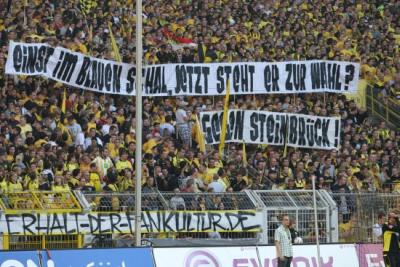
left=135, top=0, right=143, bottom=247
left=312, top=175, right=322, bottom=267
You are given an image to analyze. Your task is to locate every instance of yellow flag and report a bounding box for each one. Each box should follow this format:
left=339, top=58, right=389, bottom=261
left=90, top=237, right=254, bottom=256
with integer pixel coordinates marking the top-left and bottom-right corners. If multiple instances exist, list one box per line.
left=108, top=23, right=122, bottom=62
left=80, top=0, right=97, bottom=15
left=283, top=123, right=289, bottom=158
left=61, top=88, right=67, bottom=114
left=195, top=116, right=206, bottom=153
left=88, top=24, right=93, bottom=43
left=242, top=141, right=247, bottom=167
left=219, top=80, right=230, bottom=157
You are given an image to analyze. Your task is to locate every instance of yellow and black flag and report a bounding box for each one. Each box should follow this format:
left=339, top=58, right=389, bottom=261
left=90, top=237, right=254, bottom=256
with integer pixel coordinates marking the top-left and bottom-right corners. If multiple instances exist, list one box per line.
left=219, top=80, right=230, bottom=157
left=61, top=88, right=67, bottom=114
left=108, top=23, right=122, bottom=62
left=80, top=0, right=97, bottom=15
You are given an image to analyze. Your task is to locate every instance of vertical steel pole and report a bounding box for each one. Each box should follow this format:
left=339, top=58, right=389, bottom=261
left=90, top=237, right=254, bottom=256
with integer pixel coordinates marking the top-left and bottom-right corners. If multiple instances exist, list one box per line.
left=135, top=0, right=143, bottom=247
left=312, top=176, right=322, bottom=267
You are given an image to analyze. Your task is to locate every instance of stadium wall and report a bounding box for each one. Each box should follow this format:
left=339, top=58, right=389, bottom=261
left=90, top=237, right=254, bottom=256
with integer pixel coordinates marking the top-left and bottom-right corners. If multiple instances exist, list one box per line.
left=0, top=244, right=383, bottom=267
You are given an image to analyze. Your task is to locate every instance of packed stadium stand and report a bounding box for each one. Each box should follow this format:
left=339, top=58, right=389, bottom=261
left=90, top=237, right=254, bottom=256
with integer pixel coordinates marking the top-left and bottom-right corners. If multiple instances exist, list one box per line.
left=0, top=0, right=399, bottom=254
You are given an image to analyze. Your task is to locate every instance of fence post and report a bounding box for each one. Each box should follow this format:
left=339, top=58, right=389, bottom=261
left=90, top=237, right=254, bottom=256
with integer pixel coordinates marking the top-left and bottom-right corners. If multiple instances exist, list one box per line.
left=370, top=87, right=375, bottom=116
left=356, top=193, right=361, bottom=242
left=41, top=234, right=46, bottom=249
left=246, top=190, right=268, bottom=244
left=2, top=234, right=9, bottom=250
left=259, top=208, right=269, bottom=245
left=77, top=234, right=83, bottom=248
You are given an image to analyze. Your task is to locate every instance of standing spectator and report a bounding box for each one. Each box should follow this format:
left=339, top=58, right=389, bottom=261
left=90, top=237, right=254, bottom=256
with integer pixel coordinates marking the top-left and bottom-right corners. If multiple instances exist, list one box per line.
left=208, top=174, right=225, bottom=193
left=332, top=176, right=352, bottom=223
left=339, top=214, right=357, bottom=243
left=372, top=212, right=386, bottom=243
left=231, top=170, right=247, bottom=192
left=115, top=150, right=133, bottom=172
left=275, top=214, right=293, bottom=267
left=169, top=188, right=186, bottom=210
left=382, top=212, right=400, bottom=267
left=289, top=218, right=301, bottom=244
left=159, top=115, right=175, bottom=137
left=66, top=115, right=83, bottom=145
left=175, top=100, right=191, bottom=146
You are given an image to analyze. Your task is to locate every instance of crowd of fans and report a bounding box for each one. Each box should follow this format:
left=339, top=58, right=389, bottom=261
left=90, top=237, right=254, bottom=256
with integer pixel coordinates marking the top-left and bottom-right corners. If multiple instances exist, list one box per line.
left=0, top=0, right=399, bottom=205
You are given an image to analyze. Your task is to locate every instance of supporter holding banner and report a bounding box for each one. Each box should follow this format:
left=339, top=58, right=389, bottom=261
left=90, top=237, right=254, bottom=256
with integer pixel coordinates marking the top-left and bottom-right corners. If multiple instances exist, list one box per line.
left=5, top=41, right=360, bottom=96
left=200, top=110, right=341, bottom=150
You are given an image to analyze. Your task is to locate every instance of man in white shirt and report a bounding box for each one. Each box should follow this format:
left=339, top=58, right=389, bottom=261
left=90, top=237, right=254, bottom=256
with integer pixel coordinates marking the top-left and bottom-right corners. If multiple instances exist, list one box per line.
left=170, top=188, right=186, bottom=210
left=275, top=214, right=293, bottom=267
left=159, top=115, right=175, bottom=137
left=84, top=128, right=103, bottom=150
left=208, top=174, right=226, bottom=193
left=372, top=212, right=385, bottom=243
left=67, top=116, right=83, bottom=142
left=175, top=100, right=191, bottom=145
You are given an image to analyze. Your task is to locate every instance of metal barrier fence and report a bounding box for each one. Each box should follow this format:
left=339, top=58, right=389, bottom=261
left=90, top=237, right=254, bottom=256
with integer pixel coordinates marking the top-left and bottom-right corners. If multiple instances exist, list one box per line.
left=0, top=191, right=81, bottom=213
left=82, top=191, right=260, bottom=243
left=331, top=192, right=400, bottom=244
left=4, top=190, right=400, bottom=250
left=3, top=234, right=82, bottom=250
left=366, top=84, right=400, bottom=130
left=160, top=191, right=257, bottom=210
left=254, top=190, right=338, bottom=244
left=160, top=191, right=259, bottom=240
left=84, top=192, right=168, bottom=211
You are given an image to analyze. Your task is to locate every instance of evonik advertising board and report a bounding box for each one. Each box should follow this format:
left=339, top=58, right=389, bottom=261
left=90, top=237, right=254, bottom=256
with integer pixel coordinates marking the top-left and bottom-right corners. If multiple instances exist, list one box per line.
left=152, top=244, right=360, bottom=267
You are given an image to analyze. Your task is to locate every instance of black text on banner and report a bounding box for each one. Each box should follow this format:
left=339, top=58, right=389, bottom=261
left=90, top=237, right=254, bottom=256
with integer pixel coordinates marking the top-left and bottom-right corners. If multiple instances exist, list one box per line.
left=200, top=110, right=341, bottom=150
left=0, top=210, right=261, bottom=235
left=5, top=41, right=360, bottom=96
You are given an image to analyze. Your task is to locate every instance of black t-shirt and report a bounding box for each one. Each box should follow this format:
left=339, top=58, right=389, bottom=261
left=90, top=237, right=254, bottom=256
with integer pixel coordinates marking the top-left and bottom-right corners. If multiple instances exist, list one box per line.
left=382, top=223, right=400, bottom=253
left=38, top=182, right=50, bottom=191
left=390, top=175, right=400, bottom=183
left=232, top=179, right=247, bottom=192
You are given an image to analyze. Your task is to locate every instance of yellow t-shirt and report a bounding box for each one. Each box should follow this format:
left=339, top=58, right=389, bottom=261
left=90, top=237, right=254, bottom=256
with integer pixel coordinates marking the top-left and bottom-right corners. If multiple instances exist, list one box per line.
left=89, top=172, right=102, bottom=192
left=52, top=184, right=70, bottom=192
left=339, top=221, right=355, bottom=243
left=115, top=160, right=133, bottom=171
left=25, top=180, right=39, bottom=191
left=116, top=115, right=125, bottom=125
left=8, top=182, right=23, bottom=192
left=295, top=179, right=306, bottom=189
left=143, top=139, right=159, bottom=154
left=107, top=143, right=119, bottom=159
left=87, top=122, right=97, bottom=132
left=68, top=177, right=80, bottom=188
left=350, top=166, right=360, bottom=175
left=65, top=162, right=79, bottom=172
left=19, top=123, right=32, bottom=138
left=119, top=178, right=134, bottom=191
left=0, top=180, right=8, bottom=193
left=204, top=167, right=219, bottom=185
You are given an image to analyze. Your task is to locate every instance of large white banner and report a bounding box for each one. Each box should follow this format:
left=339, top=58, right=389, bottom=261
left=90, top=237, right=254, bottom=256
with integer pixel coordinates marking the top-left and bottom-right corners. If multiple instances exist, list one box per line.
left=5, top=41, right=360, bottom=96
left=200, top=110, right=341, bottom=150
left=0, top=210, right=261, bottom=235
left=153, top=245, right=360, bottom=267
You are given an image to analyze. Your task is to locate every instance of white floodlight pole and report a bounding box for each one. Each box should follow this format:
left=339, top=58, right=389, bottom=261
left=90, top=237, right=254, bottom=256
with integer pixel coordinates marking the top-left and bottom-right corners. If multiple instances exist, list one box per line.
left=135, top=0, right=143, bottom=247
left=312, top=176, right=322, bottom=267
